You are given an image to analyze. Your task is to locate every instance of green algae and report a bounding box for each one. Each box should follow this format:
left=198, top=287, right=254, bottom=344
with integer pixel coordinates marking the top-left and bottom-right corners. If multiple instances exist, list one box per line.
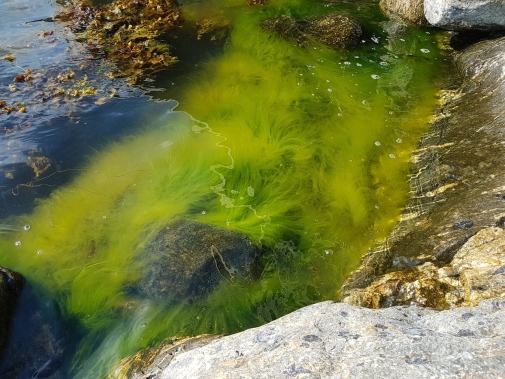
left=0, top=0, right=445, bottom=376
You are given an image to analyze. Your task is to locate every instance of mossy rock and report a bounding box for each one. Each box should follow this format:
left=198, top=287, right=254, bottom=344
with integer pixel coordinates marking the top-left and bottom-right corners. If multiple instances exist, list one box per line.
left=136, top=220, right=263, bottom=303
left=261, top=13, right=362, bottom=49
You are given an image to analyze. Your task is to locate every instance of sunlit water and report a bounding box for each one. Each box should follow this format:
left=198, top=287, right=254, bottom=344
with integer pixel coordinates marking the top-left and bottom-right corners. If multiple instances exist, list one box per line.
left=0, top=0, right=447, bottom=377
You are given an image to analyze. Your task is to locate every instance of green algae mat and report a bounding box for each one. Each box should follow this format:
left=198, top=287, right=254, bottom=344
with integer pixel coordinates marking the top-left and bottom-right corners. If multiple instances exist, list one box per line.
left=0, top=0, right=446, bottom=376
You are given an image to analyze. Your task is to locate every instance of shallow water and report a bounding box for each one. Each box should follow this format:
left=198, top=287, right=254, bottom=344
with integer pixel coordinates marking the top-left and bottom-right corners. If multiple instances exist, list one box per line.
left=0, top=0, right=447, bottom=377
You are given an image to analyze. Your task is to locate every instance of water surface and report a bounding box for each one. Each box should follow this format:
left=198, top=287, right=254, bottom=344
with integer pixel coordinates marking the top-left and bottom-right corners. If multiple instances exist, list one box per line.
left=0, top=0, right=447, bottom=377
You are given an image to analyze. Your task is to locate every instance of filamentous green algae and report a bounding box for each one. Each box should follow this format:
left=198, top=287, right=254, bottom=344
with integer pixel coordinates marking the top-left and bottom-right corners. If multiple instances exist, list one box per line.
left=0, top=0, right=444, bottom=376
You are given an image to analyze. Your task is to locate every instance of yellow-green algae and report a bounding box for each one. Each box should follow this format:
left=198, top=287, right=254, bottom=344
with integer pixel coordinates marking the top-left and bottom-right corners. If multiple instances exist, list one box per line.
left=0, top=0, right=444, bottom=376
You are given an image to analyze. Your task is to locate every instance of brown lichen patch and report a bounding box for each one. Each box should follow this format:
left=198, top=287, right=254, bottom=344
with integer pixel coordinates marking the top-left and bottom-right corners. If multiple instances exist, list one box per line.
left=57, top=0, right=183, bottom=83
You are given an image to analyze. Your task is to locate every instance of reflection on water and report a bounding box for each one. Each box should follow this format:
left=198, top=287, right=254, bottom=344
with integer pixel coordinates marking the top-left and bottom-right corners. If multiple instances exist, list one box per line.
left=0, top=0, right=447, bottom=377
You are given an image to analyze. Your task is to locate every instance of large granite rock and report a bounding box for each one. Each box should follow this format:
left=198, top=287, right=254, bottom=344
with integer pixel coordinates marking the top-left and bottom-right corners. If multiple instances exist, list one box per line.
left=379, top=0, right=427, bottom=25
left=261, top=13, right=362, bottom=49
left=425, top=0, right=505, bottom=31
left=136, top=220, right=262, bottom=304
left=341, top=36, right=505, bottom=307
left=0, top=267, right=23, bottom=358
left=110, top=299, right=505, bottom=378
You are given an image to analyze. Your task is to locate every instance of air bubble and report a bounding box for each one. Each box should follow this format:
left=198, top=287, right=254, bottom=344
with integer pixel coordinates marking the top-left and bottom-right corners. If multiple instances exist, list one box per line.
left=375, top=141, right=381, bottom=146
left=396, top=138, right=402, bottom=143
left=324, top=249, right=334, bottom=255
left=247, top=186, right=255, bottom=197
left=23, top=225, right=30, bottom=231
left=371, top=74, right=380, bottom=80
left=201, top=211, right=206, bottom=215
left=344, top=61, right=351, bottom=65
left=327, top=88, right=333, bottom=92
left=389, top=154, right=396, bottom=159
left=37, top=250, right=42, bottom=255
left=15, top=241, right=21, bottom=246
left=380, top=61, right=388, bottom=66
left=362, top=100, right=369, bottom=106
left=356, top=63, right=362, bottom=67
left=420, top=48, right=430, bottom=53
left=371, top=36, right=379, bottom=43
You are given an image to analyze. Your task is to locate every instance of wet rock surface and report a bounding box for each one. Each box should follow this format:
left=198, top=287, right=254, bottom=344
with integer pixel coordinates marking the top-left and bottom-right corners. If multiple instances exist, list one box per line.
left=343, top=227, right=505, bottom=309
left=340, top=36, right=505, bottom=308
left=425, top=0, right=505, bottom=31
left=112, top=299, right=505, bottom=378
left=0, top=282, right=68, bottom=379
left=136, top=220, right=262, bottom=303
left=109, top=335, right=220, bottom=379
left=261, top=13, right=362, bottom=49
left=379, top=0, right=427, bottom=25
left=0, top=267, right=23, bottom=358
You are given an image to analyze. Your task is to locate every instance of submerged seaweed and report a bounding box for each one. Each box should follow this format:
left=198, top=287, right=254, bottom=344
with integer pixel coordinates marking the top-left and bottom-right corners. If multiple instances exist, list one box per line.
left=0, top=0, right=445, bottom=377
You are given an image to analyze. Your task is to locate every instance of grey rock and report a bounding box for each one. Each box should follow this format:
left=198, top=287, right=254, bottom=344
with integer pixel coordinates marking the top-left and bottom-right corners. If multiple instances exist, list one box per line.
left=425, top=0, right=505, bottom=31
left=261, top=13, right=362, bottom=49
left=0, top=267, right=23, bottom=358
left=112, top=299, right=505, bottom=378
left=341, top=36, right=505, bottom=306
left=136, top=220, right=262, bottom=303
left=452, top=227, right=505, bottom=306
left=379, top=0, right=427, bottom=25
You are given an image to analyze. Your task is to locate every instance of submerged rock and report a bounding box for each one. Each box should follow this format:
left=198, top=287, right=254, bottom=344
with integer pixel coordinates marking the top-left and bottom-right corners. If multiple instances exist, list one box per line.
left=136, top=220, right=262, bottom=303
left=0, top=283, right=68, bottom=379
left=111, top=299, right=505, bottom=378
left=341, top=36, right=505, bottom=308
left=425, top=0, right=505, bottom=31
left=0, top=267, right=23, bottom=358
left=379, top=0, right=427, bottom=25
left=261, top=13, right=362, bottom=49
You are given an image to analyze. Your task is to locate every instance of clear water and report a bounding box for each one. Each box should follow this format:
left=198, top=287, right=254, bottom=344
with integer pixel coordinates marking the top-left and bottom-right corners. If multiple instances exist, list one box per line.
left=0, top=0, right=447, bottom=377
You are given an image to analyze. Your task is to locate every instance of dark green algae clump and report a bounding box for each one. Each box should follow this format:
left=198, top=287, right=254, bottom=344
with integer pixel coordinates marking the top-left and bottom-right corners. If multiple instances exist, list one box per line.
left=0, top=0, right=445, bottom=377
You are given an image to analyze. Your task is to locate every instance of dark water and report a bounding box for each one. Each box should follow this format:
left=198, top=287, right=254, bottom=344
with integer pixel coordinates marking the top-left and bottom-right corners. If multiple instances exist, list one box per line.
left=0, top=0, right=448, bottom=377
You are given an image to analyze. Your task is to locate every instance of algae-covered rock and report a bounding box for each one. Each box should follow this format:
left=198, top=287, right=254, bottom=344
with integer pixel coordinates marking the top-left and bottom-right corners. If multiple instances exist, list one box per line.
left=0, top=267, right=23, bottom=358
left=340, top=36, right=505, bottom=308
left=57, top=0, right=182, bottom=82
left=109, top=335, right=220, bottom=379
left=379, top=0, right=427, bottom=25
left=136, top=220, right=262, bottom=303
left=261, top=13, right=362, bottom=49
left=112, top=299, right=505, bottom=378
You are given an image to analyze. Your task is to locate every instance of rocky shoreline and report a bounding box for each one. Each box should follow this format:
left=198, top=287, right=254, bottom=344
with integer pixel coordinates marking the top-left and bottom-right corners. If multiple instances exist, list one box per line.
left=106, top=2, right=505, bottom=377
left=2, top=1, right=505, bottom=377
